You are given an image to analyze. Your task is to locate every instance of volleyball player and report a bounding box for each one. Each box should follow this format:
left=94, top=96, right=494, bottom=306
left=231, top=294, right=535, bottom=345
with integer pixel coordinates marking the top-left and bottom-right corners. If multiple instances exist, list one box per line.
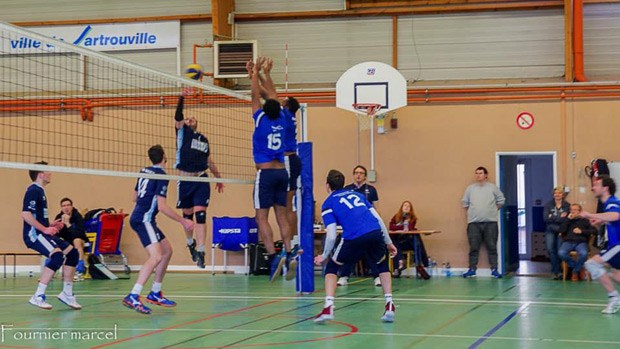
left=22, top=161, right=81, bottom=310
left=246, top=58, right=294, bottom=282
left=122, top=145, right=194, bottom=314
left=314, top=169, right=397, bottom=323
left=174, top=94, right=224, bottom=268
left=258, top=58, right=303, bottom=280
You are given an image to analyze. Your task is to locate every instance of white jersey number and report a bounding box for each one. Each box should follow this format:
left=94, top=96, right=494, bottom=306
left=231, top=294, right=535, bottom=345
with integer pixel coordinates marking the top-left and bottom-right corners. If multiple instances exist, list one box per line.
left=339, top=194, right=366, bottom=209
left=137, top=178, right=149, bottom=199
left=267, top=133, right=282, bottom=150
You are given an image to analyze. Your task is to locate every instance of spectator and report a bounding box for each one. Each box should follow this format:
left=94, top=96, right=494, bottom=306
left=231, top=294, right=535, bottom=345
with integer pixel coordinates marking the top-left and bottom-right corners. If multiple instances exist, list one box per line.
left=558, top=203, right=596, bottom=281
left=389, top=200, right=429, bottom=279
left=543, top=186, right=570, bottom=280
left=461, top=166, right=505, bottom=278
left=54, top=198, right=88, bottom=280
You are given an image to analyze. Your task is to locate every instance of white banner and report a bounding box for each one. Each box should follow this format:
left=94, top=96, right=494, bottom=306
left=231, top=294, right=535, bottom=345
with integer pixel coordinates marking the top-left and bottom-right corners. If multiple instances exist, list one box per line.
left=5, top=21, right=180, bottom=54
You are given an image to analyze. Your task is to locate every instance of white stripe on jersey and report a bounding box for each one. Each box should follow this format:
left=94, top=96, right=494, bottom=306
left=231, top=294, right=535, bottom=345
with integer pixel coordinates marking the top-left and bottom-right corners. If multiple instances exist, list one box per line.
left=321, top=209, right=333, bottom=216
left=602, top=245, right=620, bottom=262
left=144, top=222, right=159, bottom=245
left=255, top=112, right=265, bottom=128
left=254, top=170, right=261, bottom=209
left=37, top=234, right=55, bottom=253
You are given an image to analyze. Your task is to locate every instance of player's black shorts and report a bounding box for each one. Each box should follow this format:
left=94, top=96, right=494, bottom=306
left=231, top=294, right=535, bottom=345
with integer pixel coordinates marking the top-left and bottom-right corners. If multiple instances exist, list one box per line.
left=253, top=168, right=288, bottom=209
left=177, top=173, right=211, bottom=209
left=285, top=153, right=302, bottom=191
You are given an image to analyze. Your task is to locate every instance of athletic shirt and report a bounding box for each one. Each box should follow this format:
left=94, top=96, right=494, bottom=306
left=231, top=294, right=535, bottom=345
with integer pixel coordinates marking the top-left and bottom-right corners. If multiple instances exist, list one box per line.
left=22, top=183, right=49, bottom=241
left=343, top=182, right=379, bottom=206
left=252, top=109, right=286, bottom=164
left=131, top=166, right=169, bottom=223
left=321, top=189, right=381, bottom=240
left=282, top=108, right=298, bottom=153
left=603, top=196, right=620, bottom=247
left=175, top=124, right=210, bottom=172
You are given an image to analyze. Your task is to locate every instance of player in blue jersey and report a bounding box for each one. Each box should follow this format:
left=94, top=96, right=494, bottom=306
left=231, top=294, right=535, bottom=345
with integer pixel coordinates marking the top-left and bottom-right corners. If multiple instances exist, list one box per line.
left=578, top=175, right=620, bottom=314
left=22, top=161, right=82, bottom=310
left=123, top=145, right=194, bottom=314
left=257, top=58, right=303, bottom=278
left=247, top=57, right=294, bottom=282
left=314, top=169, right=397, bottom=323
left=174, top=94, right=224, bottom=269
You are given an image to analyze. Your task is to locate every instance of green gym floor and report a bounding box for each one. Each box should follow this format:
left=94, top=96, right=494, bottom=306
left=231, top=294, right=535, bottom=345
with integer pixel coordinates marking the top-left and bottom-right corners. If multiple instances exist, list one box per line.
left=0, top=273, right=618, bottom=349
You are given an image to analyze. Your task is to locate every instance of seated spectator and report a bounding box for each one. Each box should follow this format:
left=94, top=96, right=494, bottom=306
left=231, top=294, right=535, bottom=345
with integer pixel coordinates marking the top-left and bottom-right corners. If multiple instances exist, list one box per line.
left=558, top=203, right=596, bottom=281
left=389, top=201, right=429, bottom=278
left=543, top=186, right=570, bottom=280
left=55, top=198, right=88, bottom=280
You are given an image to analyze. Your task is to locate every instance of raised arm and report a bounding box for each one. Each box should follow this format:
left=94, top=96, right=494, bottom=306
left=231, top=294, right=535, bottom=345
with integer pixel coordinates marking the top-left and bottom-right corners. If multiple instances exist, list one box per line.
left=259, top=57, right=278, bottom=100
left=247, top=60, right=261, bottom=113
left=174, top=96, right=185, bottom=130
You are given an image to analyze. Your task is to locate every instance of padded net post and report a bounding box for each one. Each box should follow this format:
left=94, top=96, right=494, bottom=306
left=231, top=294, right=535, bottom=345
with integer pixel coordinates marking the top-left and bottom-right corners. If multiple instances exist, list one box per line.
left=0, top=22, right=254, bottom=183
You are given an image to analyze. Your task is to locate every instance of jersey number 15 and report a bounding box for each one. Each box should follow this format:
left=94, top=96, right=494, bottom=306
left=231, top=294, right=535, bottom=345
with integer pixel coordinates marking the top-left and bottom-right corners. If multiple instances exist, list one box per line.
left=267, top=133, right=282, bottom=150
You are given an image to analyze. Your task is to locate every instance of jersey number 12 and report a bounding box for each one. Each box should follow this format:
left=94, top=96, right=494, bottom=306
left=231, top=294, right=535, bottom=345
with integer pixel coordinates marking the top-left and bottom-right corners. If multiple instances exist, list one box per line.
left=339, top=194, right=366, bottom=209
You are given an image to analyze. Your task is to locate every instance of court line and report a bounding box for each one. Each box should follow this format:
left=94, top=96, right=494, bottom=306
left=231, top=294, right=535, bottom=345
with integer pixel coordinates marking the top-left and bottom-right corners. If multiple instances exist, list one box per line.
left=468, top=301, right=531, bottom=349
left=90, top=299, right=281, bottom=349
left=0, top=293, right=608, bottom=307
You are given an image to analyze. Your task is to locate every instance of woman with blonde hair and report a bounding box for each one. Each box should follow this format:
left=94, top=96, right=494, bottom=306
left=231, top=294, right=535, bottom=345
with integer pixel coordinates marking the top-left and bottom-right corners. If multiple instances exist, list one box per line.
left=543, top=186, right=570, bottom=280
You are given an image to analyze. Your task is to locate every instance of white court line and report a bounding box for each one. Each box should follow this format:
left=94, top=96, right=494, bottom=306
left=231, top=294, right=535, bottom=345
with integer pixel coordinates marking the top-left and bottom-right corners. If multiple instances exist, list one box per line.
left=0, top=293, right=609, bottom=308
left=4, top=326, right=620, bottom=346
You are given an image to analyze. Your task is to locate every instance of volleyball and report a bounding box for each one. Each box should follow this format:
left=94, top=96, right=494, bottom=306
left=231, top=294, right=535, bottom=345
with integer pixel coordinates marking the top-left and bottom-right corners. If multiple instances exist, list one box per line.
left=184, top=64, right=203, bottom=80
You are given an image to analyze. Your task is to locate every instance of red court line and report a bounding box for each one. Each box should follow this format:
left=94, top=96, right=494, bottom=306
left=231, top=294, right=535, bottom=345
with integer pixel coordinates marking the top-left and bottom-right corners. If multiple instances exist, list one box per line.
left=198, top=320, right=359, bottom=348
left=90, top=300, right=281, bottom=349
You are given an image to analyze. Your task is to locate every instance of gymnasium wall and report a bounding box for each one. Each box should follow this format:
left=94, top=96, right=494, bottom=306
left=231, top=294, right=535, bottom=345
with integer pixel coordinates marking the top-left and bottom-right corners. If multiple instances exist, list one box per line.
left=3, top=99, right=620, bottom=271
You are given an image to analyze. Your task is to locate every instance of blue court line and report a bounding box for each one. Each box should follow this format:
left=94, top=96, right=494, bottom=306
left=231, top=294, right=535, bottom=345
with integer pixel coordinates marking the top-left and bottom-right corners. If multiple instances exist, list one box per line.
left=469, top=302, right=530, bottom=349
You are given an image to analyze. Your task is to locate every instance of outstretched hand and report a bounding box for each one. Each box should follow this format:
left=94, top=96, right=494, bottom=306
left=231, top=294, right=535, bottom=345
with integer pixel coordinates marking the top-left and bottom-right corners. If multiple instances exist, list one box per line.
left=245, top=60, right=254, bottom=77
left=262, top=57, right=273, bottom=74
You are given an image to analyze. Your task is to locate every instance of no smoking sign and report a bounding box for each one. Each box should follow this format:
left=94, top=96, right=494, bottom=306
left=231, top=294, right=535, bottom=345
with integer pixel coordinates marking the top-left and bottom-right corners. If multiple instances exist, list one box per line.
left=516, top=112, right=534, bottom=130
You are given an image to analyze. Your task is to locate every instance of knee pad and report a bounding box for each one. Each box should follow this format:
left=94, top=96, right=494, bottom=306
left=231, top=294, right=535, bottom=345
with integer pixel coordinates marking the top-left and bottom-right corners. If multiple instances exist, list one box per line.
left=325, top=259, right=340, bottom=275
left=585, top=260, right=606, bottom=280
left=64, top=248, right=79, bottom=267
left=183, top=213, right=194, bottom=221
left=195, top=210, right=206, bottom=224
left=45, top=252, right=64, bottom=271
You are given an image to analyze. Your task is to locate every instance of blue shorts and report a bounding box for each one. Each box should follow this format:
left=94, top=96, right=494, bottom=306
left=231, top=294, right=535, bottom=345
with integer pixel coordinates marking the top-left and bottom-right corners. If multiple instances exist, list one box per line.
left=177, top=173, right=211, bottom=209
left=601, top=245, right=620, bottom=269
left=253, top=168, right=288, bottom=209
left=332, top=229, right=387, bottom=266
left=130, top=220, right=166, bottom=247
left=24, top=233, right=71, bottom=257
left=285, top=154, right=302, bottom=191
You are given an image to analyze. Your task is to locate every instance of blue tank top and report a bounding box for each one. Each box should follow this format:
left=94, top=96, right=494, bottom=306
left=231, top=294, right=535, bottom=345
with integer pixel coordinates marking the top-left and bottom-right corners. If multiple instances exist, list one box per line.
left=603, top=196, right=620, bottom=247
left=252, top=109, right=286, bottom=164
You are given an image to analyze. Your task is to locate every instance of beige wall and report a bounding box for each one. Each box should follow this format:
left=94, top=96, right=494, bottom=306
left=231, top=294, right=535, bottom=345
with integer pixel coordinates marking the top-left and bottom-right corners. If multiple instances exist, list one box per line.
left=4, top=99, right=620, bottom=270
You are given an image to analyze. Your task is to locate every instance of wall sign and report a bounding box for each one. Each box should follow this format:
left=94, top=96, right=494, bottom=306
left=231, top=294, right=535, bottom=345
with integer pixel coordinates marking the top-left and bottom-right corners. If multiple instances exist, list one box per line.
left=516, top=112, right=534, bottom=130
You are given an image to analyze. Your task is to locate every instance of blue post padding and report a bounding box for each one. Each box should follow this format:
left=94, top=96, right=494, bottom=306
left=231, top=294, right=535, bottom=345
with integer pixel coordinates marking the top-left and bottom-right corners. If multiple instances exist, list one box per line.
left=212, top=216, right=258, bottom=251
left=296, top=142, right=314, bottom=293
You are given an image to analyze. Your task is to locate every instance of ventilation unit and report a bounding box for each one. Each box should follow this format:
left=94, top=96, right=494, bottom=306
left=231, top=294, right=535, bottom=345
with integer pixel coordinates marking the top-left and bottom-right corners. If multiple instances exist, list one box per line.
left=213, top=40, right=257, bottom=78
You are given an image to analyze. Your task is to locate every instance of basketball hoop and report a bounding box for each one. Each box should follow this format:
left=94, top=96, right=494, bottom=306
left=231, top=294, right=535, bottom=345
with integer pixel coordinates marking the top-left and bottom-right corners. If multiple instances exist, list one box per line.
left=352, top=103, right=382, bottom=131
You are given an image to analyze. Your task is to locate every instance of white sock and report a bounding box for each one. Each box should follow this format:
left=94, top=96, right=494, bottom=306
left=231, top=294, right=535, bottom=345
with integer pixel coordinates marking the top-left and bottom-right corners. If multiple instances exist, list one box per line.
left=385, top=293, right=393, bottom=304
left=63, top=282, right=73, bottom=295
left=131, top=283, right=143, bottom=296
left=608, top=290, right=619, bottom=298
left=197, top=245, right=205, bottom=252
left=35, top=282, right=47, bottom=296
left=325, top=296, right=334, bottom=308
left=187, top=238, right=194, bottom=246
left=151, top=282, right=162, bottom=293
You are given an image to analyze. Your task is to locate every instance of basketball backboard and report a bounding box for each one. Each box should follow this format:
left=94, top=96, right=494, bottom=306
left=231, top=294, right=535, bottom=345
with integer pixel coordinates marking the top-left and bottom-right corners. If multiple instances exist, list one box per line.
left=336, top=61, right=407, bottom=113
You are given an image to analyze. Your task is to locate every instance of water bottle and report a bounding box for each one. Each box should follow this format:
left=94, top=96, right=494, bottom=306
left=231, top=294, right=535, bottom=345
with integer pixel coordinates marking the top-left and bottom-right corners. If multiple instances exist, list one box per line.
left=445, top=262, right=452, bottom=278
left=403, top=220, right=409, bottom=231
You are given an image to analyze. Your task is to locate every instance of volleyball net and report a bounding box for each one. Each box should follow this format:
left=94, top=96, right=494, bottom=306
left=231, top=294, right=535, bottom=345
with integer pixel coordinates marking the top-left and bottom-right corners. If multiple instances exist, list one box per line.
left=0, top=21, right=254, bottom=183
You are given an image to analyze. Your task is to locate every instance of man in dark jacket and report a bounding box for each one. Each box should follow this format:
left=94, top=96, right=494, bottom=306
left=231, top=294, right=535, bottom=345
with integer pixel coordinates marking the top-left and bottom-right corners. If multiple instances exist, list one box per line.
left=55, top=198, right=88, bottom=280
left=558, top=203, right=596, bottom=281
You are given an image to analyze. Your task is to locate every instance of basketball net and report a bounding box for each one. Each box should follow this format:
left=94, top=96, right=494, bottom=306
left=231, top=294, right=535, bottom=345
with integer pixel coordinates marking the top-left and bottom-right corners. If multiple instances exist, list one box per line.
left=353, top=103, right=382, bottom=131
